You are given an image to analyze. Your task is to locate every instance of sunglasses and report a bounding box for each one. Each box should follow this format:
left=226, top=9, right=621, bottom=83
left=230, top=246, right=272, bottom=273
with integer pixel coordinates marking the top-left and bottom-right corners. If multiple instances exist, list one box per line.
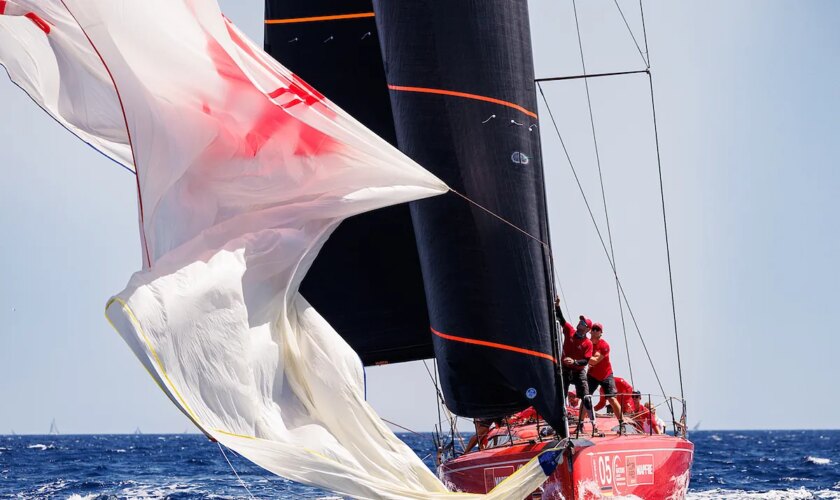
left=592, top=328, right=602, bottom=332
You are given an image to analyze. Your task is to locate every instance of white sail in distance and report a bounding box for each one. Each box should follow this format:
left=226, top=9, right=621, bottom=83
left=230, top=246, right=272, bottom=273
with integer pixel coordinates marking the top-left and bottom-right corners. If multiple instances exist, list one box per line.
left=0, top=1, right=562, bottom=498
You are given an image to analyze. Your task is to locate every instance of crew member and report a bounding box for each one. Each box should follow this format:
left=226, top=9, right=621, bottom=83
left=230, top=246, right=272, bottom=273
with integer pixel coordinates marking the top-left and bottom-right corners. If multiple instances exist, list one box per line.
left=463, top=418, right=492, bottom=453
left=594, top=375, right=636, bottom=415
left=627, top=392, right=661, bottom=434
left=554, top=298, right=597, bottom=434
left=510, top=406, right=538, bottom=425
left=587, top=322, right=626, bottom=433
left=568, top=390, right=580, bottom=408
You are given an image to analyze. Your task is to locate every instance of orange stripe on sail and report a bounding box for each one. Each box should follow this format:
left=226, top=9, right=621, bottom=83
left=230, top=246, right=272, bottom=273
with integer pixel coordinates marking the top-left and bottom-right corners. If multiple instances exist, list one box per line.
left=388, top=85, right=538, bottom=119
left=430, top=327, right=556, bottom=363
left=265, top=12, right=374, bottom=24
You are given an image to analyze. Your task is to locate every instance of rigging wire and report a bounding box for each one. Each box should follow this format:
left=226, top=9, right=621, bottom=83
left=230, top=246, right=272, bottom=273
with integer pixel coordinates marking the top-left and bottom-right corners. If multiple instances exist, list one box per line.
left=217, top=442, right=256, bottom=500
left=536, top=82, right=670, bottom=406
left=433, top=358, right=444, bottom=442
left=551, top=255, right=572, bottom=322
left=639, top=0, right=686, bottom=405
left=571, top=0, right=634, bottom=388
left=422, top=359, right=468, bottom=452
left=381, top=417, right=423, bottom=436
left=612, top=0, right=649, bottom=67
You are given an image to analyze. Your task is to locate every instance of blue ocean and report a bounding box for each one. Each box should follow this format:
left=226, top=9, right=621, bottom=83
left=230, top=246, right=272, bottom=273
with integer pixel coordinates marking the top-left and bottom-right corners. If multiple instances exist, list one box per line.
left=0, top=430, right=837, bottom=499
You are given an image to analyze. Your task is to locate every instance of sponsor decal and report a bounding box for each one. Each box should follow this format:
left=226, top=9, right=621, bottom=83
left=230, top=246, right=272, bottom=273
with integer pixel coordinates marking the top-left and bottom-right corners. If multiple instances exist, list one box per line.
left=511, top=151, right=530, bottom=165
left=484, top=465, right=515, bottom=490
left=625, top=454, right=655, bottom=486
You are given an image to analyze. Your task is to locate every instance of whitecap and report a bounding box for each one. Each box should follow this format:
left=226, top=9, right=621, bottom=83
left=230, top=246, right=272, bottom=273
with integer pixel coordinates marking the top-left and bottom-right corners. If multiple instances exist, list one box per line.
left=34, top=479, right=67, bottom=495
left=687, top=488, right=793, bottom=499
left=67, top=495, right=96, bottom=500
left=805, top=456, right=832, bottom=465
left=710, top=434, right=722, bottom=441
left=687, top=488, right=840, bottom=499
left=119, top=482, right=202, bottom=498
left=27, top=444, right=54, bottom=450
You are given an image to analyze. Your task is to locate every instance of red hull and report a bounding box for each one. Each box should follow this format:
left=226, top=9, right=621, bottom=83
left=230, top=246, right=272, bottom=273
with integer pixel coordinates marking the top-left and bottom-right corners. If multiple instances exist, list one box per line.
left=440, top=421, right=693, bottom=499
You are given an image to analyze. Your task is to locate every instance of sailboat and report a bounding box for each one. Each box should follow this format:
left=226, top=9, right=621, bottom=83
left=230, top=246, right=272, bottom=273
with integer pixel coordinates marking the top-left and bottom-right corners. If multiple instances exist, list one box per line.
left=48, top=418, right=60, bottom=436
left=265, top=1, right=693, bottom=498
left=0, top=0, right=691, bottom=498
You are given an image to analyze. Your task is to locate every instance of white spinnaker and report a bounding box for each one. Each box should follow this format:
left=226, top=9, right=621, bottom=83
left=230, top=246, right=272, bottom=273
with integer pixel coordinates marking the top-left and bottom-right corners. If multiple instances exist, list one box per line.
left=0, top=1, right=562, bottom=498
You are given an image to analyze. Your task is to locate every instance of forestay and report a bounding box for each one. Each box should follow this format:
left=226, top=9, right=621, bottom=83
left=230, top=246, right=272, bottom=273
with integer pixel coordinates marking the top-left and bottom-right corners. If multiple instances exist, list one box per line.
left=0, top=1, right=561, bottom=498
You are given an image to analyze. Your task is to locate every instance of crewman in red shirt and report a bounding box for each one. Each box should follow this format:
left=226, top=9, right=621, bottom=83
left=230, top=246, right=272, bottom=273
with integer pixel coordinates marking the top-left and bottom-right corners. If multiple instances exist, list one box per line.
left=587, top=322, right=626, bottom=433
left=631, top=399, right=661, bottom=434
left=553, top=298, right=597, bottom=435
left=594, top=376, right=636, bottom=415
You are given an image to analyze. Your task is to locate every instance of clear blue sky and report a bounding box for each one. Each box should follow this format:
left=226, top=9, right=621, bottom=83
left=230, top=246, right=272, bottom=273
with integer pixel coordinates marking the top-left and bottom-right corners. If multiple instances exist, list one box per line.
left=0, top=1, right=837, bottom=434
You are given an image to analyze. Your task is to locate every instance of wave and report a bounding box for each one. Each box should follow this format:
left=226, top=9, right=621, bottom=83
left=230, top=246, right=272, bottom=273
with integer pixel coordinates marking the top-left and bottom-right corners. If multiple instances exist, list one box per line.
left=688, top=488, right=840, bottom=499
left=32, top=479, right=69, bottom=496
left=26, top=444, right=55, bottom=451
left=118, top=481, right=203, bottom=498
left=805, top=456, right=832, bottom=465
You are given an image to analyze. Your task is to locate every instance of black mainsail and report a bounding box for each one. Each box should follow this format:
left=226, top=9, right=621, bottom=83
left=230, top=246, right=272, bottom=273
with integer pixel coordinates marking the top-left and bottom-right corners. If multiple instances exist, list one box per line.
left=265, top=0, right=434, bottom=365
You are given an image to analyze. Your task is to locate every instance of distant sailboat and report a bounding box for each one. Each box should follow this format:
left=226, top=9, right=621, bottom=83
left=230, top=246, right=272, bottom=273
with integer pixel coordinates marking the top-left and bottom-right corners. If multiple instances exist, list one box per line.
left=133, top=427, right=143, bottom=435
left=10, top=430, right=16, bottom=436
left=48, top=419, right=60, bottom=435
left=693, top=421, right=702, bottom=432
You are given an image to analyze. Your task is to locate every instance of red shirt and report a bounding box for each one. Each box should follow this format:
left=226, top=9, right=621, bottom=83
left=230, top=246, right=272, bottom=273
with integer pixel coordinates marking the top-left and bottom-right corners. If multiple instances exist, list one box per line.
left=632, top=406, right=659, bottom=433
left=594, top=376, right=635, bottom=412
left=616, top=377, right=638, bottom=413
left=510, top=407, right=538, bottom=424
left=561, top=321, right=593, bottom=372
left=588, top=338, right=613, bottom=381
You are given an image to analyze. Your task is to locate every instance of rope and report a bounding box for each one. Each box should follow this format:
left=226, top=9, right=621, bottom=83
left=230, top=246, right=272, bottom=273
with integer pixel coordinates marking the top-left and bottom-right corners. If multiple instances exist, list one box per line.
left=217, top=442, right=256, bottom=499
left=381, top=418, right=423, bottom=436
left=449, top=189, right=548, bottom=247
left=640, top=0, right=686, bottom=405
left=537, top=82, right=669, bottom=405
left=571, top=0, right=634, bottom=388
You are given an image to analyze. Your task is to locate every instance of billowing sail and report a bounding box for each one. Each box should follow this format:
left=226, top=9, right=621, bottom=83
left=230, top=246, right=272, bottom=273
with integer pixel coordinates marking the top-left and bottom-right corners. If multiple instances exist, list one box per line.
left=373, top=1, right=562, bottom=426
left=264, top=0, right=434, bottom=365
left=0, top=1, right=562, bottom=497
